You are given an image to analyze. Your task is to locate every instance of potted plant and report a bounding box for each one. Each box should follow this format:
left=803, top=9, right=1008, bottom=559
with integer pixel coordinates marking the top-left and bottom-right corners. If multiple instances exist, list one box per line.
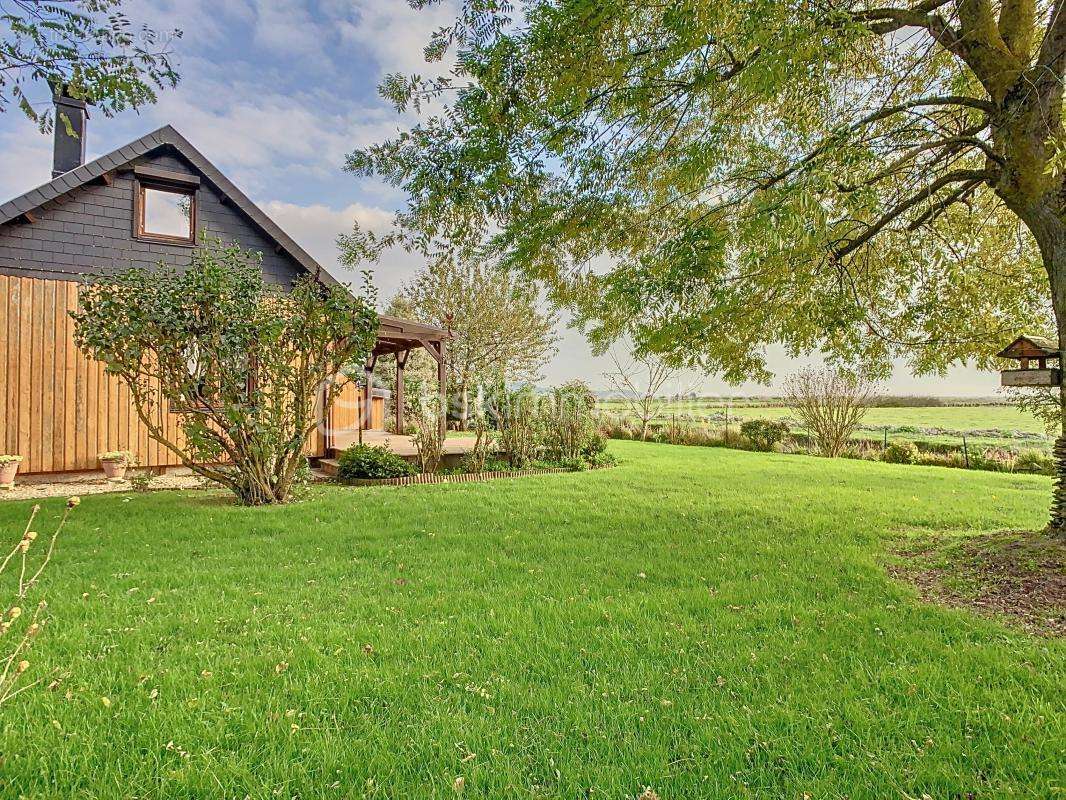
left=0, top=455, right=23, bottom=489
left=98, top=451, right=134, bottom=481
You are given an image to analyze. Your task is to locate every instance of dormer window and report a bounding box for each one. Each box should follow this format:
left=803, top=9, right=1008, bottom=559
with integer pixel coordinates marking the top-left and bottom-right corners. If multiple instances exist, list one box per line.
left=136, top=184, right=195, bottom=243
left=131, top=165, right=201, bottom=245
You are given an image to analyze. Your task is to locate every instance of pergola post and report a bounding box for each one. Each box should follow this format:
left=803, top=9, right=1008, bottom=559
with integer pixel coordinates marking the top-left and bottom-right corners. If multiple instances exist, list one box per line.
left=395, top=350, right=408, bottom=434
left=437, top=339, right=447, bottom=439
left=363, top=354, right=377, bottom=436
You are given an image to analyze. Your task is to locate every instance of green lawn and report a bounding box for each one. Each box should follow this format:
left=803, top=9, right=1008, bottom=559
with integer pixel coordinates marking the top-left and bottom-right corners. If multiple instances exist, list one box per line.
left=0, top=442, right=1062, bottom=798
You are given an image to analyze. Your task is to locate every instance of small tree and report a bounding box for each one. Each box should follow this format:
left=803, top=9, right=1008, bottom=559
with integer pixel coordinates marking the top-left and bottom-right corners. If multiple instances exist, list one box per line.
left=784, top=369, right=878, bottom=458
left=604, top=353, right=683, bottom=441
left=71, top=239, right=378, bottom=505
left=378, top=258, right=558, bottom=428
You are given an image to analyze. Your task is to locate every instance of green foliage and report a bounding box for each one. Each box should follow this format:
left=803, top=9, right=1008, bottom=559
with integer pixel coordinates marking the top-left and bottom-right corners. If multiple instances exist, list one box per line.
left=740, top=419, right=789, bottom=452
left=1, top=1, right=181, bottom=130
left=336, top=444, right=417, bottom=480
left=882, top=440, right=920, bottom=465
left=541, top=380, right=599, bottom=463
left=71, top=238, right=379, bottom=505
left=1014, top=449, right=1055, bottom=475
left=460, top=394, right=494, bottom=473
left=1008, top=386, right=1063, bottom=437
left=344, top=2, right=1051, bottom=385
left=495, top=383, right=542, bottom=469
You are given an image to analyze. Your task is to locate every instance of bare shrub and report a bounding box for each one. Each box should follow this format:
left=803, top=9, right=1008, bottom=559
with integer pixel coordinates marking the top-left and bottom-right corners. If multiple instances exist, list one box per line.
left=604, top=353, right=686, bottom=440
left=1, top=497, right=78, bottom=705
left=784, top=368, right=878, bottom=458
left=462, top=392, right=495, bottom=473
left=411, top=396, right=446, bottom=472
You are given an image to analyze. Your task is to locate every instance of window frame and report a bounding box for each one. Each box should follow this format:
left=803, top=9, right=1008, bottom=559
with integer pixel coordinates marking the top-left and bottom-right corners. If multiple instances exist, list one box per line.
left=133, top=180, right=198, bottom=246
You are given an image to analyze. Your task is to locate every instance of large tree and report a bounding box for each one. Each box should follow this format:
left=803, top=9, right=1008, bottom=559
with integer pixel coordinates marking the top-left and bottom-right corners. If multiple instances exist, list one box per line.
left=346, top=0, right=1066, bottom=531
left=374, top=256, right=559, bottom=428
left=1, top=0, right=180, bottom=130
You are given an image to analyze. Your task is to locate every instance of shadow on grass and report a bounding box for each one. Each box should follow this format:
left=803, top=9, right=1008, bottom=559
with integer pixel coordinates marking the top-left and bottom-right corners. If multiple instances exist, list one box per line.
left=889, top=529, right=1065, bottom=636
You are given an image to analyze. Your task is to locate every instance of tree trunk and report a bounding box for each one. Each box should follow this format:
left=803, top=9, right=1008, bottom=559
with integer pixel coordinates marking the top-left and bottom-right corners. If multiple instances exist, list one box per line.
left=1010, top=201, right=1066, bottom=535
left=460, top=384, right=470, bottom=431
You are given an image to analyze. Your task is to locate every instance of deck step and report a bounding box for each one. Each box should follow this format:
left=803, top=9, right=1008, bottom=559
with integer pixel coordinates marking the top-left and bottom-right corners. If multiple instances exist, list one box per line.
left=318, top=458, right=341, bottom=477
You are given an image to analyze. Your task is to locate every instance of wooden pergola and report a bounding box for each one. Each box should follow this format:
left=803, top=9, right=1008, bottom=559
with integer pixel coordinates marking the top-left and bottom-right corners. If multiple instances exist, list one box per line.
left=365, top=314, right=452, bottom=436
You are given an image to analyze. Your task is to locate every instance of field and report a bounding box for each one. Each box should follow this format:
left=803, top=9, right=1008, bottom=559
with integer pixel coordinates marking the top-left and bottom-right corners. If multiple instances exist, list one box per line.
left=0, top=441, right=1062, bottom=798
left=598, top=400, right=1050, bottom=450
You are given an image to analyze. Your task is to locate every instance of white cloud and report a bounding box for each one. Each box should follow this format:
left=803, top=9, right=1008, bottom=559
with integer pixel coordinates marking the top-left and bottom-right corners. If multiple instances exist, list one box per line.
left=330, top=0, right=459, bottom=77
left=0, top=125, right=53, bottom=200
left=100, top=58, right=401, bottom=194
left=260, top=200, right=423, bottom=298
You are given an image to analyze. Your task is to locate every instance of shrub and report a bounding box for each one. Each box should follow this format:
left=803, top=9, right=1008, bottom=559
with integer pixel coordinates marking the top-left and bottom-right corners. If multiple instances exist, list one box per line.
left=784, top=368, right=878, bottom=457
left=916, top=451, right=968, bottom=469
left=336, top=444, right=416, bottom=480
left=411, top=397, right=446, bottom=473
left=497, top=384, right=543, bottom=468
left=882, top=440, right=919, bottom=464
left=582, top=432, right=608, bottom=459
left=740, top=419, right=789, bottom=452
left=1014, top=449, right=1055, bottom=475
left=71, top=238, right=378, bottom=505
left=460, top=396, right=494, bottom=474
left=970, top=448, right=1015, bottom=472
left=542, top=381, right=598, bottom=462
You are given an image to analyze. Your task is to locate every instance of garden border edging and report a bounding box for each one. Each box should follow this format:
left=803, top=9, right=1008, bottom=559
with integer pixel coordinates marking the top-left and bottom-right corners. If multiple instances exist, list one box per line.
left=343, top=465, right=612, bottom=487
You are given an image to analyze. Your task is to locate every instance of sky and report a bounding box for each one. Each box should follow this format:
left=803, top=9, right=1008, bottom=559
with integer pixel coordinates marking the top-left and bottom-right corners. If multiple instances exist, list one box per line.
left=0, top=0, right=1004, bottom=397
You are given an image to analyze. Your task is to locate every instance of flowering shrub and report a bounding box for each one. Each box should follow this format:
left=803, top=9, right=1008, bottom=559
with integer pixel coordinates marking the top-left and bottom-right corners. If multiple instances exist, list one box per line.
left=1, top=497, right=78, bottom=705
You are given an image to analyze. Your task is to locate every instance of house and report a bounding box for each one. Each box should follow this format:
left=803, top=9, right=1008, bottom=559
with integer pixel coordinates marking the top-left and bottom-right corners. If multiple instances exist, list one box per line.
left=0, top=89, right=447, bottom=476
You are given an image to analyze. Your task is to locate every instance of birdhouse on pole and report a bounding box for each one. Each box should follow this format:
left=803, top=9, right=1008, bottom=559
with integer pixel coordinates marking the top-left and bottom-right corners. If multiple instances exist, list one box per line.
left=997, top=335, right=1062, bottom=387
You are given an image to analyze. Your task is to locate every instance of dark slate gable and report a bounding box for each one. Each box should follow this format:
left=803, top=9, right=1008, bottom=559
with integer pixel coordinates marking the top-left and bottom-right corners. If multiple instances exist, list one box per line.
left=0, top=125, right=341, bottom=288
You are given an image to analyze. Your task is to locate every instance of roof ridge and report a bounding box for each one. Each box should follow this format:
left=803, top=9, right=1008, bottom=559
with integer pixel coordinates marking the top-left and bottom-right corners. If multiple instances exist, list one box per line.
left=0, top=124, right=348, bottom=289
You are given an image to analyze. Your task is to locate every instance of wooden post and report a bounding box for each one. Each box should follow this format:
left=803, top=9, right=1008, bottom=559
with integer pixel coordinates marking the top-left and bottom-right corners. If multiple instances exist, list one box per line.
left=962, top=434, right=970, bottom=469
left=437, top=339, right=448, bottom=440
left=395, top=350, right=408, bottom=434
left=362, top=354, right=377, bottom=442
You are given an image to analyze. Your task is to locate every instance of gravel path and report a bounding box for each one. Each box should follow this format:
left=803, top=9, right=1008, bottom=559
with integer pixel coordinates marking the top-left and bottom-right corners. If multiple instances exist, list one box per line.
left=0, top=473, right=209, bottom=502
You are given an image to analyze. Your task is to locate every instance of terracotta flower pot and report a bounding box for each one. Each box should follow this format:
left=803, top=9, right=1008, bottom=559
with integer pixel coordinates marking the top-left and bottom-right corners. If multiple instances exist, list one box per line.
left=100, top=459, right=128, bottom=481
left=0, top=458, right=21, bottom=489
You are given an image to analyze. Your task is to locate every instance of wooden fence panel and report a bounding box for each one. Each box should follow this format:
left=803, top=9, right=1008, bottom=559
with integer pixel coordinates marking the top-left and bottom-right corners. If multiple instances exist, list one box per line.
left=0, top=276, right=184, bottom=473
left=0, top=275, right=344, bottom=474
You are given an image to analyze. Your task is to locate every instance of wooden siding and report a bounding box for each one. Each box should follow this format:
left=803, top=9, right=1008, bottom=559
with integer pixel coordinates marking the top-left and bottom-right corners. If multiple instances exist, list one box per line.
left=0, top=276, right=336, bottom=474
left=327, top=380, right=385, bottom=444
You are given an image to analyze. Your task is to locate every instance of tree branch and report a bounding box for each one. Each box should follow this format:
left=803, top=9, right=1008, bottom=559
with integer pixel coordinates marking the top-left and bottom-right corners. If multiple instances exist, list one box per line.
left=834, top=168, right=994, bottom=257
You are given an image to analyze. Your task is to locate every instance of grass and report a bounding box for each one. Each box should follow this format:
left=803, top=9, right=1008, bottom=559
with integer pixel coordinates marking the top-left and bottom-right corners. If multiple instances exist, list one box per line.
left=0, top=441, right=1062, bottom=798
left=599, top=401, right=1051, bottom=451
left=598, top=399, right=1047, bottom=432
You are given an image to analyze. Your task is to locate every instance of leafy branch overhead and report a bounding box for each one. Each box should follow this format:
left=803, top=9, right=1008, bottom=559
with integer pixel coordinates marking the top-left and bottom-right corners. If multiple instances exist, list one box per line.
left=0, top=0, right=181, bottom=130
left=346, top=0, right=1058, bottom=384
